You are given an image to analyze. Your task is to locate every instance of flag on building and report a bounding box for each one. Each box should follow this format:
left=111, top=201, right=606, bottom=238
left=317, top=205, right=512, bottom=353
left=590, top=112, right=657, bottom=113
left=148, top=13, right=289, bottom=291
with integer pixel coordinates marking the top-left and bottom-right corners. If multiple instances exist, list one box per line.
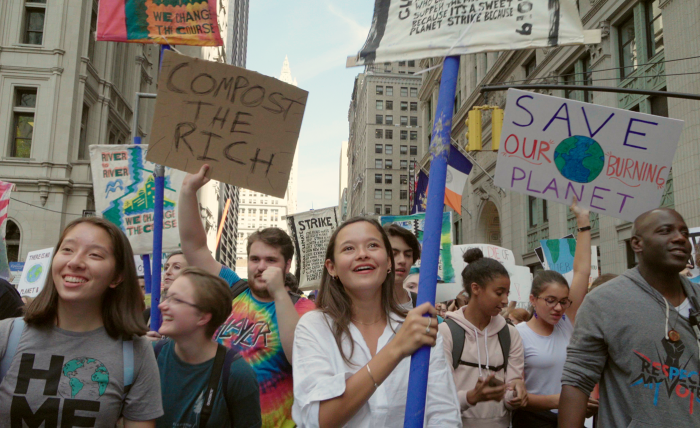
left=0, top=181, right=14, bottom=280
left=411, top=170, right=428, bottom=214
left=445, top=145, right=473, bottom=213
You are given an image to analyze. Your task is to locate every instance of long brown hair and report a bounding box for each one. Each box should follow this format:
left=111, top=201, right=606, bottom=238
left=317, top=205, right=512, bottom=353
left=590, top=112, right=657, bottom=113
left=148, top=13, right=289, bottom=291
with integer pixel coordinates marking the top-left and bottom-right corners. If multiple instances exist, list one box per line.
left=316, top=217, right=407, bottom=365
left=25, top=217, right=147, bottom=339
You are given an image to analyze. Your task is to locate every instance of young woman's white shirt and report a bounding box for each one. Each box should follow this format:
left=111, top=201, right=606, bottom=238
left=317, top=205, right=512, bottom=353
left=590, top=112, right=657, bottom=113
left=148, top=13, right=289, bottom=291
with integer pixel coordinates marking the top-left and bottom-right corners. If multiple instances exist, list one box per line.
left=292, top=310, right=461, bottom=428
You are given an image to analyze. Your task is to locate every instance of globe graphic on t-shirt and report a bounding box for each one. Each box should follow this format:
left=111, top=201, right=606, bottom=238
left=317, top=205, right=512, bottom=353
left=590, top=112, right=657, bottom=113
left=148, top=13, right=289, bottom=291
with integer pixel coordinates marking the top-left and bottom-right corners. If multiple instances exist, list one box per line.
left=58, top=358, right=109, bottom=400
left=26, top=264, right=42, bottom=283
left=553, top=136, right=605, bottom=183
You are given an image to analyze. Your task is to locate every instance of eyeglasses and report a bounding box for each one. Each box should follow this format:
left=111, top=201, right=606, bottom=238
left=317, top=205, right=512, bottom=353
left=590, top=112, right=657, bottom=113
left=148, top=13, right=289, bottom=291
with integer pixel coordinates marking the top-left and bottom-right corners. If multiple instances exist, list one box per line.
left=537, top=296, right=573, bottom=310
left=161, top=292, right=200, bottom=310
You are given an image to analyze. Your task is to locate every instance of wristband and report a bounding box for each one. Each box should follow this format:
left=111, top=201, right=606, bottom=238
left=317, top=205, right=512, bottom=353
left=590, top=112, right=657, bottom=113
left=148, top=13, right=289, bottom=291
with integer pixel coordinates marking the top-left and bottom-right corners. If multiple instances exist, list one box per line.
left=366, top=364, right=380, bottom=388
left=578, top=225, right=591, bottom=232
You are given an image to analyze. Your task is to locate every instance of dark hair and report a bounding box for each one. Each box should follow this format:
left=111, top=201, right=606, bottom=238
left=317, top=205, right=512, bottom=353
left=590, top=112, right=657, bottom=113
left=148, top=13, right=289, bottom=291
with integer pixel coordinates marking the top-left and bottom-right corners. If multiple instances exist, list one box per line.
left=383, top=224, right=421, bottom=261
left=317, top=217, right=406, bottom=365
left=166, top=250, right=185, bottom=263
left=25, top=217, right=147, bottom=339
left=531, top=270, right=569, bottom=297
left=285, top=273, right=300, bottom=294
left=461, top=249, right=509, bottom=296
left=179, top=267, right=233, bottom=337
left=247, top=227, right=294, bottom=264
left=589, top=273, right=617, bottom=291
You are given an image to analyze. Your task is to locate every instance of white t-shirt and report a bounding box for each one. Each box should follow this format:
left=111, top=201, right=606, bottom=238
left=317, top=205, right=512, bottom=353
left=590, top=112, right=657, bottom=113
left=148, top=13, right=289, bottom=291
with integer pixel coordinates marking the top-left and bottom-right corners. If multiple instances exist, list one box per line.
left=516, top=316, right=574, bottom=397
left=292, top=310, right=461, bottom=427
left=677, top=298, right=691, bottom=318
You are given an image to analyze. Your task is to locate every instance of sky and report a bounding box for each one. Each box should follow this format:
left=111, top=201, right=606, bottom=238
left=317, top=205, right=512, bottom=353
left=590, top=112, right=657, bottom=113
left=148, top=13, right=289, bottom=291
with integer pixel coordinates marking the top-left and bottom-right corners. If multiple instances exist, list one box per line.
left=245, top=0, right=375, bottom=213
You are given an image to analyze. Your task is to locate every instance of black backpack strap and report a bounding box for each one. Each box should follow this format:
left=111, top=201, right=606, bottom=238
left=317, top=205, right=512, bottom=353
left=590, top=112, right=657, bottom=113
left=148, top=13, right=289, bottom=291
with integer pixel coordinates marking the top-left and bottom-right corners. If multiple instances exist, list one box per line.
left=410, top=292, right=418, bottom=308
left=229, top=279, right=249, bottom=300
left=221, top=347, right=242, bottom=423
left=153, top=339, right=170, bottom=359
left=200, top=344, right=227, bottom=428
left=445, top=319, right=464, bottom=370
left=497, top=324, right=511, bottom=376
left=458, top=360, right=506, bottom=372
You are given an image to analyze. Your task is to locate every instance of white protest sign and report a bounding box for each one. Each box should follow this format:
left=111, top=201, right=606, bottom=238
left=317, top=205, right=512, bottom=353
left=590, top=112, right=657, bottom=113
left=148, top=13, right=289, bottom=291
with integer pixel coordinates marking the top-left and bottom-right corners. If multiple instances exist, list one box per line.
left=686, top=227, right=700, bottom=283
left=494, top=89, right=684, bottom=222
left=348, top=0, right=599, bottom=66
left=505, top=265, right=533, bottom=303
left=287, top=207, right=340, bottom=291
left=452, top=244, right=516, bottom=267
left=17, top=248, right=54, bottom=298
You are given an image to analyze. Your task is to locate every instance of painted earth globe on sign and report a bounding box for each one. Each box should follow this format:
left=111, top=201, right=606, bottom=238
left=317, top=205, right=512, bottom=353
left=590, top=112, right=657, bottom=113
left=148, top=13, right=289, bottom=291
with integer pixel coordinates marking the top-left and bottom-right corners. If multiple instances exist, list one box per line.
left=58, top=358, right=109, bottom=400
left=553, top=136, right=605, bottom=183
left=26, top=264, right=43, bottom=283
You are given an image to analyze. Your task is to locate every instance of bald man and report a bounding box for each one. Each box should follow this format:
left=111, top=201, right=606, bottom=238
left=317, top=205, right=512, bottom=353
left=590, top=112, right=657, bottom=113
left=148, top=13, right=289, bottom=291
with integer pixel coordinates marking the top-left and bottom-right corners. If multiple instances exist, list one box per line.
left=559, top=208, right=700, bottom=427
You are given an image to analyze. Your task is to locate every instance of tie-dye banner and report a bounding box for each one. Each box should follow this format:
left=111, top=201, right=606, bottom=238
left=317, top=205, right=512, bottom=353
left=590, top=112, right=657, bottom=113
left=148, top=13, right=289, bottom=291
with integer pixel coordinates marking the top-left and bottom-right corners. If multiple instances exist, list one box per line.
left=97, top=0, right=223, bottom=46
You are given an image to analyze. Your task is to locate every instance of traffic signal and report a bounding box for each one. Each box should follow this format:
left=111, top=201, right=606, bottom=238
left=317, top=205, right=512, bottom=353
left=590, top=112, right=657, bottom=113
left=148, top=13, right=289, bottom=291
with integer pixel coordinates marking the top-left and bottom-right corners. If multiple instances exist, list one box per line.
left=491, top=108, right=504, bottom=151
left=464, top=106, right=504, bottom=152
left=466, top=110, right=482, bottom=151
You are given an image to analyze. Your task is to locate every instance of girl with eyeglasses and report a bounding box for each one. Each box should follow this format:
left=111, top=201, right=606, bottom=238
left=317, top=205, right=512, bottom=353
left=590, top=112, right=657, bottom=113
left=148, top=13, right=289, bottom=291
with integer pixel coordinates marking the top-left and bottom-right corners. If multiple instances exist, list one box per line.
left=512, top=200, right=595, bottom=428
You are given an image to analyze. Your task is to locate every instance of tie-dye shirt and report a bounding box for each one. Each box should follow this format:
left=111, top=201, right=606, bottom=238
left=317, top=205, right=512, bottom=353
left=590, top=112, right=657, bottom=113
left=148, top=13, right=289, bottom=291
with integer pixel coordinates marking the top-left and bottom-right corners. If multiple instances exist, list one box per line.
left=216, top=266, right=316, bottom=428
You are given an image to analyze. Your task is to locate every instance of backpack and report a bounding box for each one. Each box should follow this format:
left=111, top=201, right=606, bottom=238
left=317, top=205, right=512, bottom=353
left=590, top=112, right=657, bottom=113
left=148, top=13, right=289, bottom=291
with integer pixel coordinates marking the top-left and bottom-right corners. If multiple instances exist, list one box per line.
left=0, top=318, right=134, bottom=395
left=445, top=318, right=511, bottom=374
left=230, top=279, right=301, bottom=304
left=154, top=339, right=241, bottom=426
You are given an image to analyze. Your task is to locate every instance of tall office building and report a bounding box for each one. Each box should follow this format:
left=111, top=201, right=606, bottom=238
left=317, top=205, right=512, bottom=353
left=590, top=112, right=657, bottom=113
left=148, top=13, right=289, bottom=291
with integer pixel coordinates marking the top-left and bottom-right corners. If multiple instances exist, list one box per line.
left=339, top=141, right=349, bottom=220
left=347, top=61, right=424, bottom=217
left=235, top=57, right=300, bottom=277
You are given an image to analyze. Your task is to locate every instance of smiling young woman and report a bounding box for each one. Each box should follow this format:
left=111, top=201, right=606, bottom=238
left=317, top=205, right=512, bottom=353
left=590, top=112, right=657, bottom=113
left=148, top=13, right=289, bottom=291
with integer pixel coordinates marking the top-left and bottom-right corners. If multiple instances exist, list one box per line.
left=0, top=217, right=162, bottom=427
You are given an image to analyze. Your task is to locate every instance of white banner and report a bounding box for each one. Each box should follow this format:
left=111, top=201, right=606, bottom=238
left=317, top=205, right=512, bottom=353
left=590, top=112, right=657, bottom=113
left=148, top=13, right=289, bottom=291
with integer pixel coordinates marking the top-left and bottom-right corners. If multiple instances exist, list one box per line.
left=287, top=207, right=340, bottom=291
left=17, top=247, right=54, bottom=298
left=494, top=89, right=684, bottom=222
left=348, top=0, right=599, bottom=66
left=89, top=145, right=186, bottom=255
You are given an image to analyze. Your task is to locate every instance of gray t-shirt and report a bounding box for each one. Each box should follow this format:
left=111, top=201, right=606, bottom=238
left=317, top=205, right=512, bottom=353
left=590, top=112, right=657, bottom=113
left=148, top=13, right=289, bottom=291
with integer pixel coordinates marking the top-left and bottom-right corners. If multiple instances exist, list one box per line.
left=0, top=317, right=163, bottom=427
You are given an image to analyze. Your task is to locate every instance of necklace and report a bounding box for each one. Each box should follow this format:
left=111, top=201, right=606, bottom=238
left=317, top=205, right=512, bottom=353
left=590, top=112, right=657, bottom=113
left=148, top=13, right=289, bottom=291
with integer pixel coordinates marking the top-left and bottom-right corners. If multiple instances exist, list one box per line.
left=668, top=284, right=684, bottom=342
left=352, top=316, right=384, bottom=326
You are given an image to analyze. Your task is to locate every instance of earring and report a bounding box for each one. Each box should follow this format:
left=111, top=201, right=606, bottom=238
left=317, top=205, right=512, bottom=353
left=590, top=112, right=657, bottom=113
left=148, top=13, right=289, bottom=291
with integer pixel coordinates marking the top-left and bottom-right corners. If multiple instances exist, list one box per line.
left=533, top=312, right=538, bottom=319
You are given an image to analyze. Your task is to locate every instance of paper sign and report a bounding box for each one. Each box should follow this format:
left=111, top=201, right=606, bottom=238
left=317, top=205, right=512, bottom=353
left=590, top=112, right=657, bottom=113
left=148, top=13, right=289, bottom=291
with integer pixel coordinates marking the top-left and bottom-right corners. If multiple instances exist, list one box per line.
left=494, top=89, right=684, bottom=222
left=17, top=248, right=54, bottom=298
left=348, top=0, right=598, bottom=66
left=146, top=51, right=308, bottom=198
left=505, top=265, right=533, bottom=303
left=452, top=244, right=516, bottom=267
left=9, top=262, right=24, bottom=285
left=539, top=239, right=600, bottom=285
left=287, top=207, right=340, bottom=291
left=380, top=212, right=454, bottom=283
left=89, top=144, right=186, bottom=255
left=679, top=227, right=700, bottom=283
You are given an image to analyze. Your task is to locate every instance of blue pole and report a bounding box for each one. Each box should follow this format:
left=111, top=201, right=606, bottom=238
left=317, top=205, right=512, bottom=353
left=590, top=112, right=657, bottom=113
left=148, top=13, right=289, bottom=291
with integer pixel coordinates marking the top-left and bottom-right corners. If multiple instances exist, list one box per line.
left=403, top=55, right=460, bottom=428
left=142, top=254, right=152, bottom=294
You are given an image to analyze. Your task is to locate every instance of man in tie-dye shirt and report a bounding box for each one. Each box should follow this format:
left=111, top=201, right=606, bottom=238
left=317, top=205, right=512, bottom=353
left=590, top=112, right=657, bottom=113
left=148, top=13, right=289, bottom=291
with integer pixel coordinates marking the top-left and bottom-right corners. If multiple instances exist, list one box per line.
left=179, top=165, right=315, bottom=428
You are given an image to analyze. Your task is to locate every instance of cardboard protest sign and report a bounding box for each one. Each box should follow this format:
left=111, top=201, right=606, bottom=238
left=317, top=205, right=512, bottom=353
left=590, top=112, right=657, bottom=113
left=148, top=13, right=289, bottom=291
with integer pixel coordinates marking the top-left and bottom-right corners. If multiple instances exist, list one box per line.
left=89, top=145, right=186, bottom=255
left=494, top=89, right=684, bottom=222
left=287, top=207, right=340, bottom=291
left=381, top=212, right=454, bottom=283
left=539, top=239, right=599, bottom=285
left=146, top=51, right=308, bottom=198
left=348, top=0, right=599, bottom=66
left=97, top=0, right=223, bottom=46
left=17, top=248, right=53, bottom=298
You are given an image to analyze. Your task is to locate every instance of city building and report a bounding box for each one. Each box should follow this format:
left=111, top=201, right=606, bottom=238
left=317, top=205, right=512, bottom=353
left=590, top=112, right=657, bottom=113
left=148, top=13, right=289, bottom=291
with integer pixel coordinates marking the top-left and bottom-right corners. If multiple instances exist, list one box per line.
left=339, top=140, right=349, bottom=219
left=235, top=56, right=300, bottom=277
left=347, top=61, right=424, bottom=218
left=418, top=0, right=699, bottom=273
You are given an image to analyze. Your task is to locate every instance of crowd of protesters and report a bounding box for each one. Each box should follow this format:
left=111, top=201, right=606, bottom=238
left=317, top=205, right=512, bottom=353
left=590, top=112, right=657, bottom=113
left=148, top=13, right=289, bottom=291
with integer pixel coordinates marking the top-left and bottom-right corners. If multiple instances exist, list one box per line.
left=0, top=163, right=698, bottom=427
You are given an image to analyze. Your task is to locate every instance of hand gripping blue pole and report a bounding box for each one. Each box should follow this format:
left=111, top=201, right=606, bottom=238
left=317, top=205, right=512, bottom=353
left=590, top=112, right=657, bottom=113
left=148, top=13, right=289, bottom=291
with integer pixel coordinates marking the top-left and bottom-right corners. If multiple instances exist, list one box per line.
left=403, top=55, right=460, bottom=428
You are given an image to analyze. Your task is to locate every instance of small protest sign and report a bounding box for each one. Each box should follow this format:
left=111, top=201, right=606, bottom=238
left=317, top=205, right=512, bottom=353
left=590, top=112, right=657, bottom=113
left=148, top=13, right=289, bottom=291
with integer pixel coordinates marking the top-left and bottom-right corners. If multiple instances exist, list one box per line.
left=348, top=0, right=599, bottom=66
left=9, top=262, right=24, bottom=285
left=539, top=239, right=600, bottom=285
left=17, top=248, right=53, bottom=298
left=505, top=265, right=533, bottom=304
left=287, top=207, right=340, bottom=291
left=381, top=212, right=454, bottom=283
left=146, top=51, right=308, bottom=198
left=89, top=145, right=186, bottom=255
left=494, top=89, right=684, bottom=222
left=453, top=244, right=516, bottom=267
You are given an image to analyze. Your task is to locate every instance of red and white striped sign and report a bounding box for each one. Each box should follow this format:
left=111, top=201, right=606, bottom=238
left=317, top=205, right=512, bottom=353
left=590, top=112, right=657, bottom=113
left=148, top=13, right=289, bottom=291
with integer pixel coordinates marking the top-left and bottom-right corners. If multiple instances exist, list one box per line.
left=0, top=181, right=14, bottom=237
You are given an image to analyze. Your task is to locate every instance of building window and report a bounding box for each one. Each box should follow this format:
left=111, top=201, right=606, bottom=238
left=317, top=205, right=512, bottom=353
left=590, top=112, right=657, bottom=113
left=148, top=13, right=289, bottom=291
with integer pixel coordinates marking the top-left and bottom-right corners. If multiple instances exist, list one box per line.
left=410, top=102, right=418, bottom=111
left=375, top=129, right=383, bottom=139
left=376, top=85, right=384, bottom=95
left=410, top=145, right=418, bottom=156
left=88, top=1, right=98, bottom=61
left=23, top=1, right=46, bottom=45
left=375, top=144, right=383, bottom=154
left=408, top=60, right=415, bottom=67
left=385, top=174, right=393, bottom=184
left=410, top=116, right=418, bottom=126
left=400, top=175, right=408, bottom=185
left=376, top=100, right=383, bottom=110
left=6, top=220, right=20, bottom=262
left=386, top=115, right=393, bottom=125
left=385, top=190, right=392, bottom=200
left=400, top=160, right=408, bottom=170
left=385, top=205, right=392, bottom=215
left=401, top=101, right=408, bottom=111
left=375, top=190, right=382, bottom=199
left=410, top=87, right=418, bottom=97
left=400, top=205, right=408, bottom=215
left=619, top=15, right=637, bottom=78
left=375, top=159, right=382, bottom=168
left=385, top=129, right=393, bottom=139
left=646, top=0, right=664, bottom=58
left=543, top=200, right=548, bottom=223
left=529, top=196, right=537, bottom=228
left=376, top=114, right=383, bottom=124
left=401, top=87, right=409, bottom=97
left=400, top=116, right=408, bottom=126
left=78, top=104, right=90, bottom=159
left=410, top=131, right=418, bottom=141
left=524, top=56, right=537, bottom=77
left=399, top=61, right=406, bottom=66
left=375, top=204, right=382, bottom=214
left=386, top=100, right=393, bottom=110
left=400, top=190, right=407, bottom=200
left=375, top=174, right=382, bottom=184
left=385, top=159, right=393, bottom=169
left=386, top=86, right=393, bottom=96
left=401, top=131, right=408, bottom=140
left=11, top=88, right=37, bottom=158
left=400, top=145, right=408, bottom=155
left=385, top=144, right=393, bottom=155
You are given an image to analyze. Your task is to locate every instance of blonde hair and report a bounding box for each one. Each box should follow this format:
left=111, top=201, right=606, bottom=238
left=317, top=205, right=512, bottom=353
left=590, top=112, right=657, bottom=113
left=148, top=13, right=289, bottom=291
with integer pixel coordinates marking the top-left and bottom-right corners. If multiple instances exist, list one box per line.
left=179, top=267, right=233, bottom=337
